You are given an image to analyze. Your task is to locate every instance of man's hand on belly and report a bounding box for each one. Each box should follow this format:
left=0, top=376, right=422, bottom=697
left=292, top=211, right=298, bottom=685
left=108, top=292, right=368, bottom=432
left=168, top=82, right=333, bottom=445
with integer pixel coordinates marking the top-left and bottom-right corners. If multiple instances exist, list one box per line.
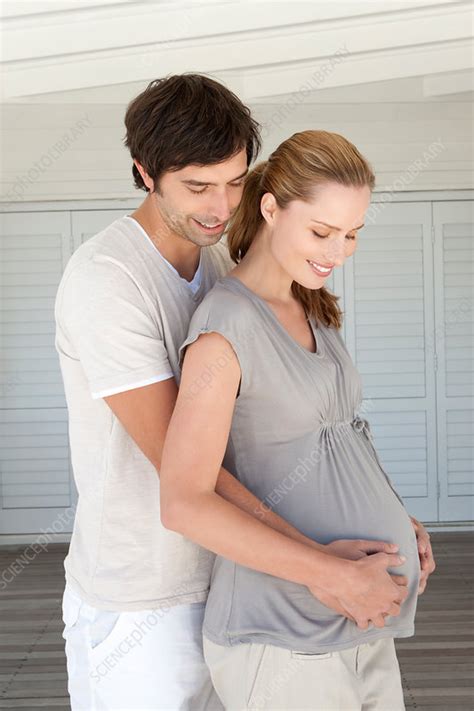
left=409, top=516, right=436, bottom=594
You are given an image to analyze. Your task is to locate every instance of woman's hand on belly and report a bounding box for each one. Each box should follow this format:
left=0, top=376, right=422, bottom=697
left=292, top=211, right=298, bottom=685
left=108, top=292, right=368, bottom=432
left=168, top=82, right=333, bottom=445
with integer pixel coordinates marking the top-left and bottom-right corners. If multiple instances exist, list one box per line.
left=325, top=538, right=400, bottom=561
left=309, top=551, right=409, bottom=630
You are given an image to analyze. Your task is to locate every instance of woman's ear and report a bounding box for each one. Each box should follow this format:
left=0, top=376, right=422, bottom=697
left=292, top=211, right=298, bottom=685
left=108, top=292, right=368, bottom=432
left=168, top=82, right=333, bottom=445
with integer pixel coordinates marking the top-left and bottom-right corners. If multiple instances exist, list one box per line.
left=133, top=159, right=155, bottom=192
left=260, top=192, right=277, bottom=227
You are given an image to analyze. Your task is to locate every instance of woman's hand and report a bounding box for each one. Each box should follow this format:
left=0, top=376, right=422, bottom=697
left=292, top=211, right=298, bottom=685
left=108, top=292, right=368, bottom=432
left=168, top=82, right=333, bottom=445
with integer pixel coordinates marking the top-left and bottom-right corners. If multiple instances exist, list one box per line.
left=310, top=539, right=404, bottom=626
left=325, top=538, right=400, bottom=561
left=308, top=551, right=409, bottom=630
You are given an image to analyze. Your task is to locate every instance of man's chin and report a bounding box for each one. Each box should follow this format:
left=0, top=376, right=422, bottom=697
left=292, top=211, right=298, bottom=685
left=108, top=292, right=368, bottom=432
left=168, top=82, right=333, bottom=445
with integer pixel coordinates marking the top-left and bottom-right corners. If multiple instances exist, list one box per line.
left=187, top=229, right=225, bottom=247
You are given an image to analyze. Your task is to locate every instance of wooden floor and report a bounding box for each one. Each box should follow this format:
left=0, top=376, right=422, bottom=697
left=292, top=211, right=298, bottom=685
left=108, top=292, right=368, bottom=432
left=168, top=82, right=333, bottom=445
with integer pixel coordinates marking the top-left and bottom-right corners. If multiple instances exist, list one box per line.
left=0, top=533, right=473, bottom=710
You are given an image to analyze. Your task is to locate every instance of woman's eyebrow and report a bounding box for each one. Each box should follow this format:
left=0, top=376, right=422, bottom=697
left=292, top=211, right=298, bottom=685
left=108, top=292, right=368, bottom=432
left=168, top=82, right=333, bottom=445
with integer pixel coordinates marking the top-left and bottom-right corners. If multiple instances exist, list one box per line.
left=311, top=219, right=365, bottom=231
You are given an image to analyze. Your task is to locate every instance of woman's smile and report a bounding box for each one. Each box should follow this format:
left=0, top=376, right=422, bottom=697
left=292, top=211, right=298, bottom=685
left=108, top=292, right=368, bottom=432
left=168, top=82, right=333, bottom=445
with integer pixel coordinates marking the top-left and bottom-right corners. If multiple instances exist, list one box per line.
left=307, top=259, right=334, bottom=277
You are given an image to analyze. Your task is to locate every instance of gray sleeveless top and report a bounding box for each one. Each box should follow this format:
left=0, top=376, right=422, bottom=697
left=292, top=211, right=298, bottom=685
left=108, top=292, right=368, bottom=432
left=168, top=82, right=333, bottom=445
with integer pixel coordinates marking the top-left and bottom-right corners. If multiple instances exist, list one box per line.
left=179, top=275, right=420, bottom=654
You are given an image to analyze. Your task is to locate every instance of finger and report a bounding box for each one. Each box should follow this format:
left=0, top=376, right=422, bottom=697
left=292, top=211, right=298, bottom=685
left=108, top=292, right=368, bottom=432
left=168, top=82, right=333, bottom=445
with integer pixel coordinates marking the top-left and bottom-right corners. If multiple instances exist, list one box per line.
left=426, top=547, right=436, bottom=573
left=419, top=568, right=429, bottom=583
left=417, top=542, right=427, bottom=556
left=389, top=580, right=409, bottom=603
left=386, top=602, right=401, bottom=617
left=340, top=604, right=357, bottom=623
left=420, top=555, right=432, bottom=571
left=356, top=618, right=370, bottom=631
left=384, top=553, right=407, bottom=567
left=396, top=587, right=409, bottom=603
left=390, top=574, right=408, bottom=586
left=417, top=533, right=429, bottom=555
left=359, top=540, right=399, bottom=555
left=371, top=615, right=387, bottom=629
left=416, top=526, right=430, bottom=555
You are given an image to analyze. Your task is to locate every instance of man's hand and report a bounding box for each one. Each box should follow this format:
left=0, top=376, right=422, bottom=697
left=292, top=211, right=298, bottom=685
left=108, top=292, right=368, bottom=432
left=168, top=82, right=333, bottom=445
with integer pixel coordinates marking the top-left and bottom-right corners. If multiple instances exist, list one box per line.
left=410, top=516, right=436, bottom=594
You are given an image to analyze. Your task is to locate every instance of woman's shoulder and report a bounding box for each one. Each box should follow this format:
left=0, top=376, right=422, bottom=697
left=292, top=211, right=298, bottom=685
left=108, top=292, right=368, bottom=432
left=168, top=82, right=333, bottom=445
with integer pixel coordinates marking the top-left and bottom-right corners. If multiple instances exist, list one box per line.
left=192, top=276, right=257, bottom=327
left=180, top=278, right=260, bottom=369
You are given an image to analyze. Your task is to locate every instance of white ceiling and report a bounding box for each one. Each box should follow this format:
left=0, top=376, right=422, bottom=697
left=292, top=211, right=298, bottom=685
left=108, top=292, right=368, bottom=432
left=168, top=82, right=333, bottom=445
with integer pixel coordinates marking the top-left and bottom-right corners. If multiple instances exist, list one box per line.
left=1, top=0, right=472, bottom=104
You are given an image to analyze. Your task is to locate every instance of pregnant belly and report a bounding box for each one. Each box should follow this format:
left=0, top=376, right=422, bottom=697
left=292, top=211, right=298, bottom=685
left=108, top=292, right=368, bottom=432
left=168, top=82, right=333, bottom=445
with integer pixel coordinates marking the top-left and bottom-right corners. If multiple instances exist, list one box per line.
left=255, top=437, right=421, bottom=597
left=265, top=489, right=420, bottom=637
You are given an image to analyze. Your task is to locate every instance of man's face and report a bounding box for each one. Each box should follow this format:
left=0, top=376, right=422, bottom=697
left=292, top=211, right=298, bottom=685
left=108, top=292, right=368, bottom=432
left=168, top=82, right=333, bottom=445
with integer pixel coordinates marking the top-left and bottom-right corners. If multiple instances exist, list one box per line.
left=148, top=148, right=248, bottom=247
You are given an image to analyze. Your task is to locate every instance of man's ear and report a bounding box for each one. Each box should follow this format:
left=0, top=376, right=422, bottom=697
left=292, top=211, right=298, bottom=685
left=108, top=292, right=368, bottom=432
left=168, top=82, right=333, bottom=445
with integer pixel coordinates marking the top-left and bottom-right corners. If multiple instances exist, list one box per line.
left=133, top=159, right=155, bottom=192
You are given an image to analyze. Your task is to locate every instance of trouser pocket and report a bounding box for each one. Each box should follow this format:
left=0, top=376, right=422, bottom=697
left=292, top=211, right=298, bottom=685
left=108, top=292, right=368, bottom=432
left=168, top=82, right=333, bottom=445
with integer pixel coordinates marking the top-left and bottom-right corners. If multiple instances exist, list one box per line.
left=291, top=650, right=333, bottom=660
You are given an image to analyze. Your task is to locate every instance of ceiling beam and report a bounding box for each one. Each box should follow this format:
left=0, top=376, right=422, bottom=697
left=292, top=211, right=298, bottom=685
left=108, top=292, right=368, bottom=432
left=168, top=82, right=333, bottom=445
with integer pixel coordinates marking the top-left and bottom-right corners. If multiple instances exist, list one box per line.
left=423, top=69, right=474, bottom=96
left=2, top=4, right=472, bottom=99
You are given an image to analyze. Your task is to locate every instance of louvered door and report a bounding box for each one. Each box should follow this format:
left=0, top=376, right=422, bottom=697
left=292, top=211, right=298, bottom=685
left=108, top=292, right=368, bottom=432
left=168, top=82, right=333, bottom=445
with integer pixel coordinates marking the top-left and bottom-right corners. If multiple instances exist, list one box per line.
left=1, top=202, right=472, bottom=536
left=343, top=202, right=438, bottom=520
left=434, top=201, right=474, bottom=521
left=0, top=211, right=74, bottom=534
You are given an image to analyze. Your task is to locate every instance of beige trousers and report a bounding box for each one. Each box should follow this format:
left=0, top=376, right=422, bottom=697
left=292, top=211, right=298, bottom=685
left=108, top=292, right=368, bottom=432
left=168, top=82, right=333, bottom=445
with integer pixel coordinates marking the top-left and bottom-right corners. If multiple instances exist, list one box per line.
left=203, top=635, right=405, bottom=710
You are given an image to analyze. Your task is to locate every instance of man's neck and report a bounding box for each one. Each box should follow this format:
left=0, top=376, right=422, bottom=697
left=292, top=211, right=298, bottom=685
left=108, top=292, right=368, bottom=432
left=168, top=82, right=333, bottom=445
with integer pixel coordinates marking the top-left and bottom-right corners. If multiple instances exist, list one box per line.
left=131, top=197, right=201, bottom=282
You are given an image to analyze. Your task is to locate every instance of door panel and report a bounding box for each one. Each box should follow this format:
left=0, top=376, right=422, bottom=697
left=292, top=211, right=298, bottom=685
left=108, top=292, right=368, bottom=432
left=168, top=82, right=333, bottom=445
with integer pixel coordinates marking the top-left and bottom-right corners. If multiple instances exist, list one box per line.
left=434, top=201, right=474, bottom=521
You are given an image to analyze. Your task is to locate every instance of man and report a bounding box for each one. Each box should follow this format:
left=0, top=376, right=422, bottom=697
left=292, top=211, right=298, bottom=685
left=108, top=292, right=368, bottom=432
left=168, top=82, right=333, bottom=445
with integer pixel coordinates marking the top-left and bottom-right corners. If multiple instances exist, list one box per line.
left=55, top=74, right=435, bottom=710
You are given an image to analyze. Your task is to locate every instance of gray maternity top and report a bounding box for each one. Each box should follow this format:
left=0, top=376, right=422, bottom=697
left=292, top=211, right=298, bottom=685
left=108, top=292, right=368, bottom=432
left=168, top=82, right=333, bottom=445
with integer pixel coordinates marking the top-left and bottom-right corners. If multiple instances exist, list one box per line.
left=179, top=275, right=420, bottom=654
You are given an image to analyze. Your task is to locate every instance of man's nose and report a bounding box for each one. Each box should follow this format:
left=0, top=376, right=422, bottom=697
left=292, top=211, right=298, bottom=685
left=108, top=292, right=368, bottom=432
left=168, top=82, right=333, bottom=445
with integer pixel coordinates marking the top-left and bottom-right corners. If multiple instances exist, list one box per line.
left=209, top=192, right=232, bottom=223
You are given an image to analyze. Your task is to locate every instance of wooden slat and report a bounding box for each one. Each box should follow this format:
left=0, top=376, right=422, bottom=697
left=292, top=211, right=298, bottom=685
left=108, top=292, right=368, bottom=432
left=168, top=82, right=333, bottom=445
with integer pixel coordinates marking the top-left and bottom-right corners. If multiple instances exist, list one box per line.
left=0, top=534, right=473, bottom=709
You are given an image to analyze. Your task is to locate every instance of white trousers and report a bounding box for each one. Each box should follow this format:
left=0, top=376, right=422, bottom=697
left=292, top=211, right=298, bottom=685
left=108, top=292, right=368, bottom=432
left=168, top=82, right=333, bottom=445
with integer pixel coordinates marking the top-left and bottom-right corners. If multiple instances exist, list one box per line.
left=204, top=635, right=405, bottom=710
left=62, top=583, right=223, bottom=711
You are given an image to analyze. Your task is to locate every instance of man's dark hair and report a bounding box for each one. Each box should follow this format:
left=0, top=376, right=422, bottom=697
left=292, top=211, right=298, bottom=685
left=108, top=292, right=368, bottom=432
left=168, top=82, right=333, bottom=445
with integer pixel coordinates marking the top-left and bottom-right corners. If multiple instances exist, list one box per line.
left=124, top=74, right=261, bottom=192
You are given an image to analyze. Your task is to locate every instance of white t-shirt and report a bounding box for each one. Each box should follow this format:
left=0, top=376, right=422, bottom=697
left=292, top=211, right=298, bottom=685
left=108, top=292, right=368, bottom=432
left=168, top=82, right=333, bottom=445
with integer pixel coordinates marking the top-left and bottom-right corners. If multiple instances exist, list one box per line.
left=54, top=215, right=233, bottom=610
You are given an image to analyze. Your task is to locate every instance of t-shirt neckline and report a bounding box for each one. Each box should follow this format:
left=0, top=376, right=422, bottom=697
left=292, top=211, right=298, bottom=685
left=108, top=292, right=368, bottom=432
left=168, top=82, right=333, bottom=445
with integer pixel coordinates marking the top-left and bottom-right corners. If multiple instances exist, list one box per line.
left=222, top=275, right=326, bottom=359
left=124, top=215, right=204, bottom=298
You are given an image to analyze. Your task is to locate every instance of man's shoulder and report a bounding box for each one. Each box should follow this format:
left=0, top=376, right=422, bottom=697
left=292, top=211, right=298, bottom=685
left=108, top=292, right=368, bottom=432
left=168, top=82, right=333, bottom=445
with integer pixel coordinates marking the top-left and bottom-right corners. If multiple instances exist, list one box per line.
left=56, top=217, right=147, bottom=317
left=66, top=216, right=132, bottom=267
left=59, top=216, right=147, bottom=288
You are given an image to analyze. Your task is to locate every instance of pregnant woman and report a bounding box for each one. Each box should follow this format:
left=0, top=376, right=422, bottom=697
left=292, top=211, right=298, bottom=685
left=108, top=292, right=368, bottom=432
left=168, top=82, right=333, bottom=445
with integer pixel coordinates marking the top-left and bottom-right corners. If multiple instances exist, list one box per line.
left=160, top=130, right=421, bottom=709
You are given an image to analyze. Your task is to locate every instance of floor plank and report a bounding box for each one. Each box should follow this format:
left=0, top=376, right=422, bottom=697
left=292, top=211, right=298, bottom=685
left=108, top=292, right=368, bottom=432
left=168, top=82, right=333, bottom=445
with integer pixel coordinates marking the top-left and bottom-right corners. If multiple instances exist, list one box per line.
left=0, top=534, right=473, bottom=709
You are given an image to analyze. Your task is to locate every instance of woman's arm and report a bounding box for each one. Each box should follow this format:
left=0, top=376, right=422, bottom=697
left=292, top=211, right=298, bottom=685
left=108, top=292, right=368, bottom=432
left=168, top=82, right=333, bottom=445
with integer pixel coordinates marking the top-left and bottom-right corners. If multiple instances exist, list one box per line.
left=160, top=331, right=409, bottom=628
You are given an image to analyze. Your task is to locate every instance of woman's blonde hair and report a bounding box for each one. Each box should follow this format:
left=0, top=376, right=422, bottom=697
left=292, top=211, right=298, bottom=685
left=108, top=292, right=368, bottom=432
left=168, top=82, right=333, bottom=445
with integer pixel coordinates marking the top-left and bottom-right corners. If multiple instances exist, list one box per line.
left=227, top=130, right=376, bottom=329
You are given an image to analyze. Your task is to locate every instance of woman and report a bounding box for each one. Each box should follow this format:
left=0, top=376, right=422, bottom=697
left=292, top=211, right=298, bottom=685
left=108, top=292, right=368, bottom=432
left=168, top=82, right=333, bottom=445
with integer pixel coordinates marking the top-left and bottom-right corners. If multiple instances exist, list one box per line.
left=160, top=130, right=420, bottom=709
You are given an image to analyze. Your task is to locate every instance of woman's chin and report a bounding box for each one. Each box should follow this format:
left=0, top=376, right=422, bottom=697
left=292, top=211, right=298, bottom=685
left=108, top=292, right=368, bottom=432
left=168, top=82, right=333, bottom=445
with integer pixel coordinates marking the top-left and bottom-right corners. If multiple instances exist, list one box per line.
left=293, top=275, right=325, bottom=290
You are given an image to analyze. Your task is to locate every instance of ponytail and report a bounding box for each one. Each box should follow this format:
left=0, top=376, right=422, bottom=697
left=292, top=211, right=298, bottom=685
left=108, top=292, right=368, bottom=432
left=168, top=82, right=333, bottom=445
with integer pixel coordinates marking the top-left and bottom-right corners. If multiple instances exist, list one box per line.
left=227, top=161, right=267, bottom=263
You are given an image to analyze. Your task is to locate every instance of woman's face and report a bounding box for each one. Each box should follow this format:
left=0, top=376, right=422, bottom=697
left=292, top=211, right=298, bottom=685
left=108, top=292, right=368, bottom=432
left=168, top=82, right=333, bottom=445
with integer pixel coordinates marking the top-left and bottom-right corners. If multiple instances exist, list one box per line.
left=262, top=181, right=372, bottom=289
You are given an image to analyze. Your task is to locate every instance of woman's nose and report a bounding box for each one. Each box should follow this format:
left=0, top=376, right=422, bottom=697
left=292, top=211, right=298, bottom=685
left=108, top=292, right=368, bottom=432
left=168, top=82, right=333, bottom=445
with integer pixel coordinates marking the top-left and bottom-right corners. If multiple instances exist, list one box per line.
left=324, top=240, right=346, bottom=266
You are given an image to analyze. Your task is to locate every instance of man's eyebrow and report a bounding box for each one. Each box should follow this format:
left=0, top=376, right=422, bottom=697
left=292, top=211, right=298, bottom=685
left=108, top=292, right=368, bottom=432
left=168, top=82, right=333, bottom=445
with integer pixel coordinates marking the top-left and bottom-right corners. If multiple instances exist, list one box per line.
left=311, top=219, right=365, bottom=231
left=181, top=169, right=248, bottom=187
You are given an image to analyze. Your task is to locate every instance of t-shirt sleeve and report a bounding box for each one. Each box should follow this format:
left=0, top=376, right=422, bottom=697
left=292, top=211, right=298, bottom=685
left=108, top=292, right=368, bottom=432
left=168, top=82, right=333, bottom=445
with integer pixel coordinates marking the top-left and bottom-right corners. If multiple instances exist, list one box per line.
left=178, top=287, right=255, bottom=394
left=55, top=257, right=174, bottom=399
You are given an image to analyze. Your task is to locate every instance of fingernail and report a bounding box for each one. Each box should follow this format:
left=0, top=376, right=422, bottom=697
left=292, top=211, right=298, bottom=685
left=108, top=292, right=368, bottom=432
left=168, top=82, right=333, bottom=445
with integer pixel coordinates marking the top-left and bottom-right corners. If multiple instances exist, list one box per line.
left=400, top=555, right=406, bottom=562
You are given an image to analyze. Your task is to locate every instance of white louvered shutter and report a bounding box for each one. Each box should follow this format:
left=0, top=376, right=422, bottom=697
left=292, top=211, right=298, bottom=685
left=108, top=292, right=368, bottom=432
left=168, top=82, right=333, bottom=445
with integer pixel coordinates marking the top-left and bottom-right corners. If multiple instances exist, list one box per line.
left=343, top=202, right=438, bottom=520
left=434, top=201, right=474, bottom=521
left=0, top=211, right=74, bottom=533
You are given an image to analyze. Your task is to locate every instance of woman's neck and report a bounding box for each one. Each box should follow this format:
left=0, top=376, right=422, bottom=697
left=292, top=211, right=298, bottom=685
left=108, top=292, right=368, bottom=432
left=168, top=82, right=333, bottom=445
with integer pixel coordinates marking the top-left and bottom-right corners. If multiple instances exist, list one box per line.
left=229, top=227, right=295, bottom=305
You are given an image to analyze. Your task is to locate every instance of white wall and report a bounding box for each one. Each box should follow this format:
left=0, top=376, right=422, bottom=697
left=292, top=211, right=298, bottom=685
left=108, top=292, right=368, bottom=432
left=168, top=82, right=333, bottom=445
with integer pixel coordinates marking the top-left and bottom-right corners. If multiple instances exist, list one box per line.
left=0, top=0, right=472, bottom=205
left=0, top=84, right=472, bottom=205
